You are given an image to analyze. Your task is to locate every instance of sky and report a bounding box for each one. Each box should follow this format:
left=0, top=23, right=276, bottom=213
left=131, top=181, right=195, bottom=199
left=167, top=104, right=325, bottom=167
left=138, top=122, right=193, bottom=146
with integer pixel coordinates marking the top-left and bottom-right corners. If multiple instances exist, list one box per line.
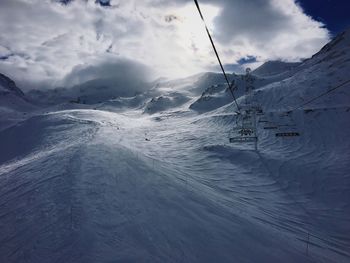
left=0, top=0, right=348, bottom=91
left=297, top=0, right=350, bottom=35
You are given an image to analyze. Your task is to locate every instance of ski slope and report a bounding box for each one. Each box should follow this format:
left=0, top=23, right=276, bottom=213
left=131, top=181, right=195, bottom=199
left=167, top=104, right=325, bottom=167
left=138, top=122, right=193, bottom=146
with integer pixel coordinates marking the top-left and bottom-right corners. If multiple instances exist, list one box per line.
left=0, top=104, right=349, bottom=263
left=1, top=30, right=350, bottom=263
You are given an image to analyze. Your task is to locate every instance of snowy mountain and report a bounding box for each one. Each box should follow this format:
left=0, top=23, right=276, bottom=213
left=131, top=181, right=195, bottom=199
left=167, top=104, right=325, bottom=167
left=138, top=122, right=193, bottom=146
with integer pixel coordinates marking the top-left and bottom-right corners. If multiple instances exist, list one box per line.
left=27, top=79, right=153, bottom=106
left=188, top=29, right=350, bottom=114
left=0, top=29, right=350, bottom=263
left=189, top=83, right=234, bottom=112
left=252, top=29, right=350, bottom=112
left=56, top=0, right=111, bottom=6
left=252, top=60, right=301, bottom=77
left=0, top=72, right=25, bottom=97
left=143, top=92, right=190, bottom=114
left=0, top=73, right=35, bottom=129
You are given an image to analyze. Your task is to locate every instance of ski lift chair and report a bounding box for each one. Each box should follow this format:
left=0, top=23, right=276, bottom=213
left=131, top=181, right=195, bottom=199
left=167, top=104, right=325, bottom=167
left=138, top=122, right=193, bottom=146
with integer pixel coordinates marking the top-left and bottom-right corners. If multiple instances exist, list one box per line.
left=258, top=118, right=269, bottom=123
left=254, top=106, right=264, bottom=115
left=275, top=124, right=300, bottom=136
left=275, top=113, right=300, bottom=137
left=229, top=126, right=257, bottom=143
left=263, top=122, right=278, bottom=130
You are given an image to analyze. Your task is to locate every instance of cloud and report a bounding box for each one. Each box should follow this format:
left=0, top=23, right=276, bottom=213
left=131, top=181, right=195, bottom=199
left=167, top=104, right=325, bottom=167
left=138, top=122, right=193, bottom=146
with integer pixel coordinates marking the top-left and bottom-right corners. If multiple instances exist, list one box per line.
left=197, top=0, right=330, bottom=63
left=62, top=55, right=153, bottom=97
left=0, top=0, right=331, bottom=91
left=149, top=0, right=330, bottom=68
left=63, top=56, right=153, bottom=86
left=0, top=45, right=13, bottom=60
left=0, top=0, right=148, bottom=90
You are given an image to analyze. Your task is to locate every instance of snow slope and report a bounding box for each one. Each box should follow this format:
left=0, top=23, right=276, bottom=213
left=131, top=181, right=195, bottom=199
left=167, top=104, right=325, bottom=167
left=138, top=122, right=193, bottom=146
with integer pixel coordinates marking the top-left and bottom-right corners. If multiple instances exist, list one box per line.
left=0, top=29, right=350, bottom=263
left=0, top=105, right=349, bottom=262
left=0, top=73, right=36, bottom=130
left=189, top=29, right=350, bottom=114
left=143, top=92, right=190, bottom=114
left=252, top=60, right=301, bottom=77
left=251, top=29, right=350, bottom=112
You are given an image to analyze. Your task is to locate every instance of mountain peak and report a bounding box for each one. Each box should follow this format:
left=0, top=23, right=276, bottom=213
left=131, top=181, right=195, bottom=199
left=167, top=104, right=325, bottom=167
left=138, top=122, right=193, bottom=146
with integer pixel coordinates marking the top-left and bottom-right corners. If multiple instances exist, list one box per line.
left=252, top=60, right=301, bottom=77
left=313, top=27, right=350, bottom=57
left=0, top=73, right=24, bottom=97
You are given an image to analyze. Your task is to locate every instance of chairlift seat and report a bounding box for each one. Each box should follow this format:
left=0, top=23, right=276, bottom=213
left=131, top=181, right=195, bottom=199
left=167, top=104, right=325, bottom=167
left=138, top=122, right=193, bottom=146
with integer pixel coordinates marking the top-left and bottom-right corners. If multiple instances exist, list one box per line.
left=230, top=136, right=257, bottom=143
left=238, top=128, right=254, bottom=136
left=278, top=124, right=296, bottom=127
left=275, top=132, right=300, bottom=137
left=258, top=119, right=268, bottom=123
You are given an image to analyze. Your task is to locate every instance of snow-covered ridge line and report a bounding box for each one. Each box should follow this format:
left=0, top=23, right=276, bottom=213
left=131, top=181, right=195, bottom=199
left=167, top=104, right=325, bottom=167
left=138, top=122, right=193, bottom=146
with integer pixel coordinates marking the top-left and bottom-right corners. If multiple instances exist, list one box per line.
left=0, top=72, right=24, bottom=97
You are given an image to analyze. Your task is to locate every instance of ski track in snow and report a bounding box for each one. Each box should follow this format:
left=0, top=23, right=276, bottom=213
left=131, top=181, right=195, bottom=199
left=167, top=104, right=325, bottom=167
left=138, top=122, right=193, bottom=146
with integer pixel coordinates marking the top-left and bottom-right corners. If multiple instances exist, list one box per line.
left=0, top=107, right=349, bottom=263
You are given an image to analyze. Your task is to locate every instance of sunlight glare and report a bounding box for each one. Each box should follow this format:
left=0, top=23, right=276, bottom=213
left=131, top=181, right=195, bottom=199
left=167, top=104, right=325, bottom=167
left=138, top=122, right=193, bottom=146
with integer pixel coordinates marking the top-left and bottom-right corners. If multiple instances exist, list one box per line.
left=173, top=3, right=221, bottom=57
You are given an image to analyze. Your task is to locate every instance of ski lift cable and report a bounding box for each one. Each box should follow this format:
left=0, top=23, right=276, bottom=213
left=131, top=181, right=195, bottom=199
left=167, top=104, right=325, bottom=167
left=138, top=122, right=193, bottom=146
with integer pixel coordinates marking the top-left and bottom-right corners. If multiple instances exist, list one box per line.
left=288, top=78, right=350, bottom=113
left=193, top=0, right=241, bottom=113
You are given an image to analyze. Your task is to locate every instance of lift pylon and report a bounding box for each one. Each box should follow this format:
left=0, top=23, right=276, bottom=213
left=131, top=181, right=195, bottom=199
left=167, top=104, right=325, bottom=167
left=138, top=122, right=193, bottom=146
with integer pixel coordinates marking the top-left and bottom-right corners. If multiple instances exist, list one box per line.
left=229, top=68, right=258, bottom=150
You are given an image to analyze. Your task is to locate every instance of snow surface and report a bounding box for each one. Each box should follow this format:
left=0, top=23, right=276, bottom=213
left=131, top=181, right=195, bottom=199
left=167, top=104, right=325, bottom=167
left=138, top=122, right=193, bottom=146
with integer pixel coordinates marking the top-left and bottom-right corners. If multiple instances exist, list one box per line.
left=1, top=30, right=350, bottom=262
left=252, top=61, right=301, bottom=78
left=0, top=74, right=36, bottom=131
